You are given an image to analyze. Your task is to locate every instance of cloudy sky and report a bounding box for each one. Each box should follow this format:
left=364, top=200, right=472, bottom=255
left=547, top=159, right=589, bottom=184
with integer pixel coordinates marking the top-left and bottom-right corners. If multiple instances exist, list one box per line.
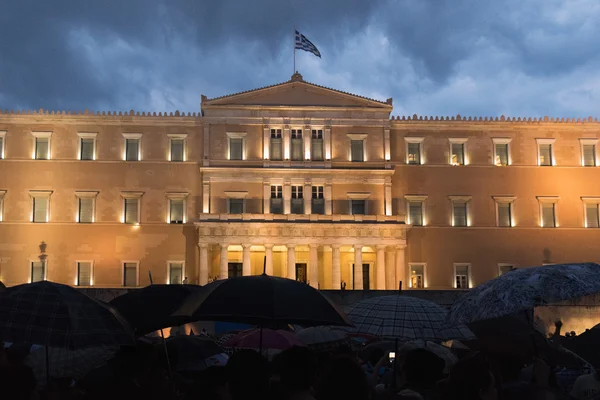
left=1, top=0, right=600, bottom=118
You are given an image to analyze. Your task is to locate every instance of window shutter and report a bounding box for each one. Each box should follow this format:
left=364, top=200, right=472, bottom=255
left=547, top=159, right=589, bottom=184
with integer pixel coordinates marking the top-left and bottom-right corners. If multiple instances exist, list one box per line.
left=31, top=262, right=45, bottom=282
left=124, top=263, right=137, bottom=286
left=495, top=144, right=509, bottom=165
left=407, top=143, right=421, bottom=164
left=451, top=143, right=464, bottom=165
left=33, top=197, right=48, bottom=222
left=539, top=144, right=552, bottom=166
left=583, top=145, right=596, bottom=166
left=126, top=139, right=139, bottom=161
left=170, top=199, right=184, bottom=223
left=409, top=202, right=423, bottom=226
left=77, top=262, right=91, bottom=286
left=79, top=198, right=94, bottom=223
left=453, top=202, right=467, bottom=226
left=229, top=138, right=242, bottom=160
left=124, top=199, right=138, bottom=224
left=271, top=138, right=282, bottom=160
left=229, top=199, right=244, bottom=214
left=36, top=138, right=49, bottom=160
left=311, top=139, right=323, bottom=161
left=351, top=200, right=366, bottom=215
left=80, top=139, right=94, bottom=160
left=497, top=203, right=511, bottom=227
left=541, top=203, right=555, bottom=227
left=171, top=139, right=184, bottom=162
left=586, top=204, right=599, bottom=228
left=351, top=140, right=364, bottom=162
left=169, top=263, right=183, bottom=284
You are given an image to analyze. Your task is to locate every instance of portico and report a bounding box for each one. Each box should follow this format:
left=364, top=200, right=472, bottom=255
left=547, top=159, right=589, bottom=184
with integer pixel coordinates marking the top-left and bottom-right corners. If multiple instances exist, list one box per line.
left=195, top=213, right=408, bottom=290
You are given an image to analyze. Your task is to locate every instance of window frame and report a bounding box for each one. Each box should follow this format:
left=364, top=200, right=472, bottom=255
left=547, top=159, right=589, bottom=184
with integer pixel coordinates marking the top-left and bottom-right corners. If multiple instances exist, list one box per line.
left=582, top=197, right=600, bottom=228
left=78, top=132, right=97, bottom=161
left=409, top=263, right=426, bottom=289
left=123, top=133, right=142, bottom=161
left=493, top=196, right=516, bottom=228
left=225, top=191, right=248, bottom=214
left=536, top=138, right=556, bottom=166
left=311, top=185, right=325, bottom=214
left=537, top=196, right=559, bottom=228
left=291, top=185, right=304, bottom=214
left=122, top=261, right=140, bottom=287
left=75, top=191, right=99, bottom=224
left=167, top=261, right=186, bottom=285
left=453, top=263, right=471, bottom=289
left=30, top=260, right=47, bottom=283
left=347, top=134, right=367, bottom=162
left=405, top=137, right=424, bottom=165
left=270, top=128, right=283, bottom=161
left=449, top=196, right=471, bottom=227
left=405, top=195, right=427, bottom=226
left=0, top=130, right=6, bottom=159
left=121, top=191, right=144, bottom=225
left=30, top=190, right=52, bottom=223
left=75, top=260, right=94, bottom=286
left=498, top=263, right=516, bottom=276
left=311, top=128, right=324, bottom=161
left=0, top=190, right=5, bottom=222
left=580, top=138, right=598, bottom=167
left=168, top=134, right=187, bottom=162
left=448, top=138, right=468, bottom=166
left=32, top=131, right=52, bottom=160
left=492, top=138, right=512, bottom=166
left=227, top=132, right=246, bottom=161
left=347, top=192, right=370, bottom=216
left=166, top=192, right=188, bottom=224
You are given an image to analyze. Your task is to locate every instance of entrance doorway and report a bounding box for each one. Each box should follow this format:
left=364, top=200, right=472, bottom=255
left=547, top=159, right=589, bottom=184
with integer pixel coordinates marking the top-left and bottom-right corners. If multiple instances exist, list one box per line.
left=295, top=263, right=307, bottom=283
left=228, top=262, right=242, bottom=278
left=352, top=263, right=370, bottom=290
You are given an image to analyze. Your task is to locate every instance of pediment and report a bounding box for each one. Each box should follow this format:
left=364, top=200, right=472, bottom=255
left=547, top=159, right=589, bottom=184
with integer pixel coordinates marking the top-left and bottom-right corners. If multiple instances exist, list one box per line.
left=202, top=73, right=392, bottom=110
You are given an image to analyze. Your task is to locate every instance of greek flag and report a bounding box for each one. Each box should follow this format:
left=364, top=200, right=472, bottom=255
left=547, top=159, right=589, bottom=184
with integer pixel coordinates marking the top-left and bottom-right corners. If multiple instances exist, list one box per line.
left=295, top=30, right=321, bottom=58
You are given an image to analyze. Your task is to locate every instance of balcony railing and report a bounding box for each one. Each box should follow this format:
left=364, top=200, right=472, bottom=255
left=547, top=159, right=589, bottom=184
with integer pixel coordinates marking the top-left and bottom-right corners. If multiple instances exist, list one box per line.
left=198, top=213, right=405, bottom=223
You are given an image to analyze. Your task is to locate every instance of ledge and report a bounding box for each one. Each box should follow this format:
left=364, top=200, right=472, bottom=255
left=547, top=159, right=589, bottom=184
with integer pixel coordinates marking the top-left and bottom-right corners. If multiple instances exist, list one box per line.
left=197, top=213, right=405, bottom=224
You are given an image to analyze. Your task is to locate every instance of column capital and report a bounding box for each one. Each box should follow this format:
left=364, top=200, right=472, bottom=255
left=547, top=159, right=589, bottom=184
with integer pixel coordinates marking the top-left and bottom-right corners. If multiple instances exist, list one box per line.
left=242, top=243, right=252, bottom=249
left=309, top=243, right=319, bottom=249
left=330, top=244, right=341, bottom=250
left=353, top=244, right=363, bottom=250
left=199, top=243, right=209, bottom=249
left=286, top=244, right=296, bottom=249
left=220, top=243, right=229, bottom=249
left=395, top=244, right=407, bottom=250
left=376, top=244, right=387, bottom=250
left=264, top=244, right=274, bottom=250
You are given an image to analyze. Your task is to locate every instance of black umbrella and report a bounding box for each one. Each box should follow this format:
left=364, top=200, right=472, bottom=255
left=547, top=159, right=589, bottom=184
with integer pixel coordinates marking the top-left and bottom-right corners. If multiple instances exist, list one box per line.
left=109, top=284, right=203, bottom=336
left=173, top=274, right=351, bottom=327
left=158, top=336, right=226, bottom=372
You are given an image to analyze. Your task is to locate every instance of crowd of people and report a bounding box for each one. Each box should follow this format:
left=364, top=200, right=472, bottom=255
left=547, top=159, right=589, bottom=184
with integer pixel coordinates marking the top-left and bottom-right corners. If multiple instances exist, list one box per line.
left=1, top=321, right=600, bottom=400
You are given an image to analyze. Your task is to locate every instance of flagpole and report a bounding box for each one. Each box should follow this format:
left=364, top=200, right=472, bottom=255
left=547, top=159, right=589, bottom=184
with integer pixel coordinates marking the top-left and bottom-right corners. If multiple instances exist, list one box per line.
left=293, top=26, right=296, bottom=74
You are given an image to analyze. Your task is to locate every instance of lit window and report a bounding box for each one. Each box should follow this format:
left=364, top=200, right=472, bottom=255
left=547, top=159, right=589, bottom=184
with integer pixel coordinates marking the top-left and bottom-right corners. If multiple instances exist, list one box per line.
left=168, top=262, right=184, bottom=285
left=122, top=192, right=144, bottom=224
left=493, top=196, right=515, bottom=227
left=31, top=261, right=46, bottom=282
left=405, top=137, right=424, bottom=165
left=76, top=261, right=93, bottom=286
left=169, top=199, right=184, bottom=224
left=492, top=138, right=511, bottom=166
left=170, top=137, right=185, bottom=162
left=291, top=129, right=303, bottom=161
left=270, top=185, right=283, bottom=214
left=537, top=197, right=559, bottom=228
left=227, top=132, right=246, bottom=161
left=582, top=198, right=600, bottom=228
left=123, top=262, right=139, bottom=287
left=410, top=263, right=425, bottom=289
left=123, top=133, right=142, bottom=161
left=449, top=138, right=467, bottom=165
left=405, top=195, right=427, bottom=226
left=311, top=186, right=324, bottom=214
left=30, top=191, right=52, bottom=223
left=78, top=132, right=97, bottom=161
left=270, top=129, right=283, bottom=161
left=311, top=129, right=324, bottom=161
left=291, top=185, right=304, bottom=214
left=32, top=132, right=52, bottom=160
left=454, top=264, right=470, bottom=289
left=351, top=140, right=364, bottom=162
left=450, top=196, right=471, bottom=227
left=77, top=197, right=95, bottom=223
left=580, top=139, right=598, bottom=167
left=536, top=139, right=555, bottom=166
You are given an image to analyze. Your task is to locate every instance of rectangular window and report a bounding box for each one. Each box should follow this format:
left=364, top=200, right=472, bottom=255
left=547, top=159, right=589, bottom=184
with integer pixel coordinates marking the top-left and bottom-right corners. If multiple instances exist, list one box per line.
left=350, top=199, right=366, bottom=215
left=291, top=186, right=304, bottom=214
left=270, top=185, right=283, bottom=214
left=311, top=129, right=324, bottom=161
left=451, top=143, right=464, bottom=165
left=35, top=138, right=49, bottom=160
left=539, top=144, right=553, bottom=166
left=499, top=264, right=514, bottom=276
left=586, top=203, right=600, bottom=228
left=31, top=261, right=45, bottom=282
left=123, top=262, right=138, bottom=287
left=351, top=140, right=364, bottom=162
left=408, top=201, right=423, bottom=226
left=407, top=142, right=421, bottom=164
left=77, top=262, right=92, bottom=286
left=452, top=201, right=468, bottom=227
left=228, top=198, right=244, bottom=214
left=495, top=144, right=509, bottom=166
left=80, top=138, right=95, bottom=160
left=169, top=199, right=184, bottom=224
left=541, top=203, right=556, bottom=228
left=124, top=198, right=139, bottom=224
left=291, top=129, right=303, bottom=161
left=78, top=198, right=94, bottom=223
left=455, top=264, right=469, bottom=289
left=125, top=139, right=139, bottom=161
left=497, top=202, right=512, bottom=227
left=170, top=139, right=184, bottom=162
left=228, top=262, right=243, bottom=278
left=169, top=262, right=184, bottom=284
left=33, top=197, right=49, bottom=223
left=229, top=138, right=243, bottom=160
left=583, top=144, right=596, bottom=167
left=0, top=134, right=4, bottom=159
left=410, top=264, right=424, bottom=289
left=311, top=186, right=324, bottom=214
left=270, top=129, right=283, bottom=161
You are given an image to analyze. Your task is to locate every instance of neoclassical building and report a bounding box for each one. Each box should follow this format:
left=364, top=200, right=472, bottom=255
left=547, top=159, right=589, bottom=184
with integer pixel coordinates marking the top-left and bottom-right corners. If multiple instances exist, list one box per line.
left=1, top=72, right=599, bottom=290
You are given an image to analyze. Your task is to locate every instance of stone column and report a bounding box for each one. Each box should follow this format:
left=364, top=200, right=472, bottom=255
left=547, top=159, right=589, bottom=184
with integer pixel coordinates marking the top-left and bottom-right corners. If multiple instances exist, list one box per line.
left=376, top=245, right=386, bottom=290
left=199, top=244, right=209, bottom=285
left=263, top=126, right=270, bottom=160
left=264, top=244, right=274, bottom=276
left=396, top=245, right=407, bottom=290
left=309, top=244, right=319, bottom=289
left=331, top=245, right=341, bottom=290
left=324, top=126, right=331, bottom=160
left=353, top=245, right=363, bottom=290
left=220, top=244, right=229, bottom=279
left=242, top=244, right=252, bottom=276
left=304, top=125, right=311, bottom=160
left=287, top=245, right=296, bottom=280
left=386, top=246, right=396, bottom=290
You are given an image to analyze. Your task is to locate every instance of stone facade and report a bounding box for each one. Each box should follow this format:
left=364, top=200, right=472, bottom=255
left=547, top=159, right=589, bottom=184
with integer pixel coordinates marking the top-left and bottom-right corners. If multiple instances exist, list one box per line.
left=0, top=73, right=599, bottom=290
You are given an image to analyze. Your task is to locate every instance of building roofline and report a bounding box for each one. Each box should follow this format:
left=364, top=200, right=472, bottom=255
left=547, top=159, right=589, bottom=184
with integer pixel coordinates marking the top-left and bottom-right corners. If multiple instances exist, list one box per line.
left=391, top=114, right=600, bottom=124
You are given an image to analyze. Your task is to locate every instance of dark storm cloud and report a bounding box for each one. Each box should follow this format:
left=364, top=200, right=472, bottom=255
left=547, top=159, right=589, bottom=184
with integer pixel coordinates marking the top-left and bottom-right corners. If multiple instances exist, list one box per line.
left=1, top=0, right=600, bottom=116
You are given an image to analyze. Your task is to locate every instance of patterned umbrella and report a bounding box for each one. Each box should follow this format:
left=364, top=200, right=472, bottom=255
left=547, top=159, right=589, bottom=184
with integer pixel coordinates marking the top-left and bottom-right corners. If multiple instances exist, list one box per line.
left=344, top=295, right=473, bottom=341
left=446, top=263, right=600, bottom=326
left=297, top=327, right=350, bottom=352
left=0, top=281, right=134, bottom=349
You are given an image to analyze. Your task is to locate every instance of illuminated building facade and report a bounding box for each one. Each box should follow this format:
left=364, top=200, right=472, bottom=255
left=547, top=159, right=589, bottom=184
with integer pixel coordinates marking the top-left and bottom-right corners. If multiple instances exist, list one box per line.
left=0, top=72, right=599, bottom=290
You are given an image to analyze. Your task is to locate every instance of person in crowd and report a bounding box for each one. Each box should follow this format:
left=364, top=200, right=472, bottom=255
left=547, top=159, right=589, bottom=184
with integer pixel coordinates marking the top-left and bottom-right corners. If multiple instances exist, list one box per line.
left=276, top=346, right=318, bottom=400
left=185, top=366, right=228, bottom=400
left=226, top=350, right=270, bottom=400
left=394, top=348, right=445, bottom=400
left=570, top=369, right=600, bottom=400
left=315, top=355, right=370, bottom=400
left=443, top=353, right=498, bottom=400
left=0, top=362, right=38, bottom=400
